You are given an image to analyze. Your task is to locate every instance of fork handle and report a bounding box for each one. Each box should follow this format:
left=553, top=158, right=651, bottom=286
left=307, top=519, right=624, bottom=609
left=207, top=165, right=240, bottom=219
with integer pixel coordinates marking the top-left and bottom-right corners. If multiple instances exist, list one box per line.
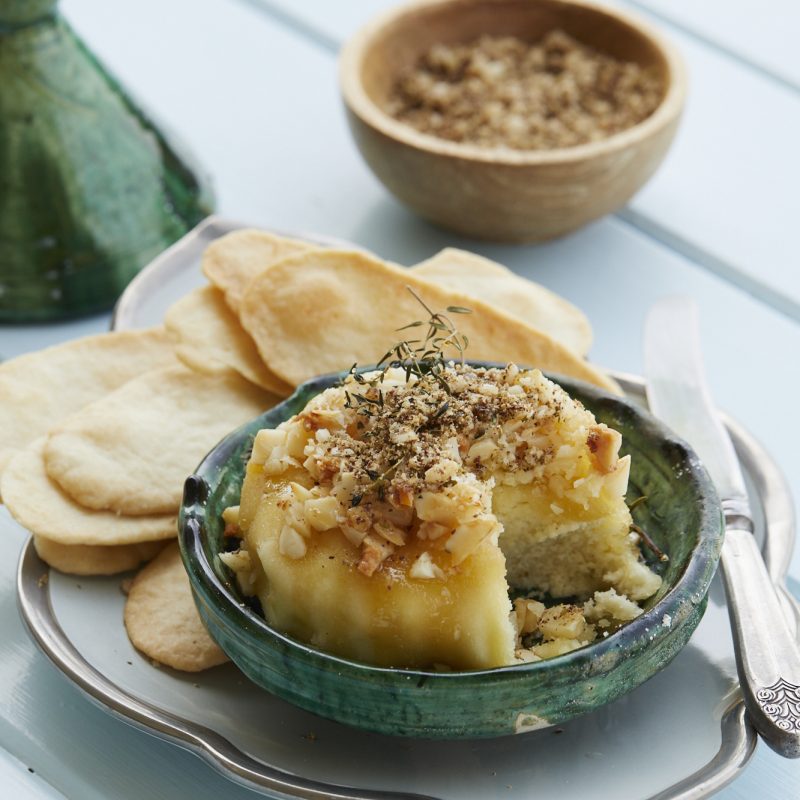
left=721, top=525, right=800, bottom=758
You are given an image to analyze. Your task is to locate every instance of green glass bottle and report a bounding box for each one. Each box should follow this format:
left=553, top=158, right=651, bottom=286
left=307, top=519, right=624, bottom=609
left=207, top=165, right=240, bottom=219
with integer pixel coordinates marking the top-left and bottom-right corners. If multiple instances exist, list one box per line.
left=0, top=0, right=213, bottom=320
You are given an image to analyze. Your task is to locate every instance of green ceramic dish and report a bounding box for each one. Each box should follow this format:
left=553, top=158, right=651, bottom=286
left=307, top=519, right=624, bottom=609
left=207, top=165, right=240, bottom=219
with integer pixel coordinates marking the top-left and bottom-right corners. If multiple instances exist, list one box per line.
left=179, top=367, right=723, bottom=739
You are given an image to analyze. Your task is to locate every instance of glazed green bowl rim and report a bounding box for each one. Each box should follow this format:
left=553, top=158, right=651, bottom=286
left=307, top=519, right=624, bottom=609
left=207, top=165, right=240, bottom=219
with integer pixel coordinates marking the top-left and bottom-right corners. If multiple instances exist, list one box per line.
left=179, top=365, right=723, bottom=681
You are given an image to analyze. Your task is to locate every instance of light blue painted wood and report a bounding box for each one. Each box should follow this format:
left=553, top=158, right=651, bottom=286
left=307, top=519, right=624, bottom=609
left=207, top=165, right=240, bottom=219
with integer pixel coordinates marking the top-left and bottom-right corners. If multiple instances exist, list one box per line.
left=626, top=0, right=800, bottom=90
left=0, top=0, right=795, bottom=797
left=0, top=748, right=68, bottom=800
left=618, top=24, right=800, bottom=321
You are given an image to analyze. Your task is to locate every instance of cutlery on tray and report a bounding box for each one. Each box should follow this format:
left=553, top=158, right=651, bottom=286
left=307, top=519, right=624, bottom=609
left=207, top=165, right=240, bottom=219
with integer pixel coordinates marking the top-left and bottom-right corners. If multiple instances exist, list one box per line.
left=644, top=295, right=800, bottom=758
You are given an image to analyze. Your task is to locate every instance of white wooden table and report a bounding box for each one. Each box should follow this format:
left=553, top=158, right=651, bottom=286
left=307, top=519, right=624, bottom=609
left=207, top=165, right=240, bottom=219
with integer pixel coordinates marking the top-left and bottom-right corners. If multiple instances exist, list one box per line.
left=1, top=0, right=798, bottom=796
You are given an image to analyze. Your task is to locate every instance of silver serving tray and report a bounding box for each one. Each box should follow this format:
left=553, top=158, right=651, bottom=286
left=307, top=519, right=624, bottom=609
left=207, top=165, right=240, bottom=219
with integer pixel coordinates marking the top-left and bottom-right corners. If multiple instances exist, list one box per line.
left=16, top=217, right=800, bottom=800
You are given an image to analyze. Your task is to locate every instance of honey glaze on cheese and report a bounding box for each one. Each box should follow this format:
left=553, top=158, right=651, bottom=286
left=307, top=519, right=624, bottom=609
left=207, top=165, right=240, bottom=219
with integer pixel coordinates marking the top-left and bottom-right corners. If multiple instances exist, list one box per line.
left=222, top=364, right=661, bottom=670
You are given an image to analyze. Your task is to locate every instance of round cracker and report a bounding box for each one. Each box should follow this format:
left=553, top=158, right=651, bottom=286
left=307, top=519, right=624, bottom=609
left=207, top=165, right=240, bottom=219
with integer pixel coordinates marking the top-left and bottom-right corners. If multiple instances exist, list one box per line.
left=124, top=542, right=228, bottom=672
left=1, top=438, right=177, bottom=546
left=238, top=249, right=620, bottom=394
left=44, top=365, right=278, bottom=516
left=201, top=229, right=314, bottom=313
left=34, top=536, right=166, bottom=576
left=0, top=327, right=177, bottom=483
left=412, top=248, right=593, bottom=356
left=164, top=285, right=292, bottom=396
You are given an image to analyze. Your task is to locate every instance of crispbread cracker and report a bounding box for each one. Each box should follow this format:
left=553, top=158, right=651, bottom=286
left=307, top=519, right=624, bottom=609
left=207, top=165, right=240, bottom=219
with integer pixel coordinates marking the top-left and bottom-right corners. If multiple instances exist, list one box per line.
left=1, top=438, right=177, bottom=546
left=34, top=536, right=166, bottom=576
left=412, top=248, right=593, bottom=356
left=239, top=250, right=620, bottom=394
left=0, top=327, right=177, bottom=483
left=44, top=365, right=278, bottom=516
left=201, top=229, right=315, bottom=313
left=164, top=285, right=292, bottom=396
left=124, top=542, right=228, bottom=672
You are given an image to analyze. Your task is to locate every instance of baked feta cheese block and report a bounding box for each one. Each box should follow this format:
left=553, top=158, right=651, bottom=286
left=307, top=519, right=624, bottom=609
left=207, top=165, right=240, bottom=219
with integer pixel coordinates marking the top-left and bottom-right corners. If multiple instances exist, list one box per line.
left=222, top=364, right=661, bottom=670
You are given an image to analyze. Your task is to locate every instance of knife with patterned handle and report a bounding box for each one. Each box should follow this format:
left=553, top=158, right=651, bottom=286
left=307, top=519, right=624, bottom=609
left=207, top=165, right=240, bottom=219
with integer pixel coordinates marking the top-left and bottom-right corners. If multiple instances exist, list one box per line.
left=644, top=295, right=800, bottom=758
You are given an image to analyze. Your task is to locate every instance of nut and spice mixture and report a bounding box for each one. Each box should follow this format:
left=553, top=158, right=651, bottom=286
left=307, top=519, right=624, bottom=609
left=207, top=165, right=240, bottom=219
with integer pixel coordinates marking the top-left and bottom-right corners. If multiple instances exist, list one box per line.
left=387, top=30, right=663, bottom=150
left=306, top=363, right=562, bottom=507
left=246, top=362, right=621, bottom=577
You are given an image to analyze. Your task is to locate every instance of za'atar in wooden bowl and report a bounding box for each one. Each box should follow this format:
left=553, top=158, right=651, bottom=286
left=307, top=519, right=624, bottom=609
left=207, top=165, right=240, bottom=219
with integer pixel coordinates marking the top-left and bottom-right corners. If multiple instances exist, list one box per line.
left=340, top=0, right=686, bottom=242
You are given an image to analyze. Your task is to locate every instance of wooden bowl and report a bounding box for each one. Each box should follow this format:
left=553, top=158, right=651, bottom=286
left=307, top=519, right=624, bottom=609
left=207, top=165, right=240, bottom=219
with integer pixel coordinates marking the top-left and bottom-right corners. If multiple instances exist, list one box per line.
left=340, top=0, right=686, bottom=242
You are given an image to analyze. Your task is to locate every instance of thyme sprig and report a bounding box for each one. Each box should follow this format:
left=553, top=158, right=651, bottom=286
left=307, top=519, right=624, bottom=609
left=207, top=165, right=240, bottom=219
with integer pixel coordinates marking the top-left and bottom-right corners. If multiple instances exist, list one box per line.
left=351, top=456, right=405, bottom=507
left=383, top=288, right=471, bottom=387
left=631, top=523, right=669, bottom=563
left=626, top=496, right=668, bottom=562
left=627, top=495, right=648, bottom=511
left=343, top=287, right=471, bottom=416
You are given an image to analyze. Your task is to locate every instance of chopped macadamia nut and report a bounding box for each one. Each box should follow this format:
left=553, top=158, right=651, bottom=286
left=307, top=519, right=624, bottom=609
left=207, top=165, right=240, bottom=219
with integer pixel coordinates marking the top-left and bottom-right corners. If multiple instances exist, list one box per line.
left=531, top=638, right=591, bottom=659
left=279, top=525, right=307, bottom=559
left=222, top=504, right=241, bottom=537
left=219, top=548, right=250, bottom=573
left=222, top=505, right=240, bottom=526
left=219, top=549, right=258, bottom=595
left=539, top=604, right=589, bottom=640
left=374, top=520, right=407, bottom=546
left=285, top=421, right=310, bottom=459
left=587, top=425, right=622, bottom=474
left=304, top=496, right=339, bottom=531
left=583, top=588, right=644, bottom=624
left=515, top=649, right=542, bottom=664
left=424, top=458, right=460, bottom=484
left=418, top=521, right=450, bottom=540
left=410, top=551, right=445, bottom=580
left=467, top=437, right=497, bottom=464
left=341, top=523, right=368, bottom=547
left=512, top=598, right=546, bottom=635
left=359, top=535, right=394, bottom=577
left=252, top=428, right=286, bottom=463
left=446, top=513, right=501, bottom=564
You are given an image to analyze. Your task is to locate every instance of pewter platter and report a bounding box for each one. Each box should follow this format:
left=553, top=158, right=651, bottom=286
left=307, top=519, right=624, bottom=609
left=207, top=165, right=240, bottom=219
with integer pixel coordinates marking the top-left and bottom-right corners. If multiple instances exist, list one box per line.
left=16, top=217, right=800, bottom=799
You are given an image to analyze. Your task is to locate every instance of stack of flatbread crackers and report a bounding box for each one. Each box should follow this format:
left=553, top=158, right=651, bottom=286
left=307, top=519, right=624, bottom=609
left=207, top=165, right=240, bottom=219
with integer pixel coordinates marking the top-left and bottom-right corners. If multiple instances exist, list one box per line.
left=1, top=229, right=616, bottom=672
